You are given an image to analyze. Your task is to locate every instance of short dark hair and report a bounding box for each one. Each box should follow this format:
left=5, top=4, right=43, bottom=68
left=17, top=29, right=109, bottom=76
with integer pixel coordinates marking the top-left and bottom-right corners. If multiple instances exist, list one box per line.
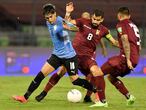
left=118, top=7, right=130, bottom=15
left=93, top=9, right=104, bottom=18
left=43, top=3, right=56, bottom=15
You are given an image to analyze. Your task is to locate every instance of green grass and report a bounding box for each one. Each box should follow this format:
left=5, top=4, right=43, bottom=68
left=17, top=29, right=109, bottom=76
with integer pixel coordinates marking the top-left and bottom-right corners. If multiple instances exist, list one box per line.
left=0, top=77, right=146, bottom=110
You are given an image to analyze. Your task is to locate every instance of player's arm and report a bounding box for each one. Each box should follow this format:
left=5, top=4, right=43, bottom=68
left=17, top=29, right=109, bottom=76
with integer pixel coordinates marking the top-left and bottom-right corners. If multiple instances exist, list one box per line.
left=105, top=33, right=119, bottom=47
left=121, top=34, right=134, bottom=70
left=63, top=20, right=79, bottom=32
left=65, top=2, right=77, bottom=25
left=99, top=39, right=107, bottom=57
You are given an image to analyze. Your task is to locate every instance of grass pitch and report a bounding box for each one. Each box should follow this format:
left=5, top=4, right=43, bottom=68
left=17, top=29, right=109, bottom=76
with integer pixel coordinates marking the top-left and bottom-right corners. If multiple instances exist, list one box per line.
left=0, top=76, right=146, bottom=110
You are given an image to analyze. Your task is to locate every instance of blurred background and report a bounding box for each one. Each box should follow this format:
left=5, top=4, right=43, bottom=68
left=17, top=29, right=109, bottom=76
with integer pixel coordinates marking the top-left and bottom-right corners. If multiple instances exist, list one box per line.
left=0, top=0, right=146, bottom=76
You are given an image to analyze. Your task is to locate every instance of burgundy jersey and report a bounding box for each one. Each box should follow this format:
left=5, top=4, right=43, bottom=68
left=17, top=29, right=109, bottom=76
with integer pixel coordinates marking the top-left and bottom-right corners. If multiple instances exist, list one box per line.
left=116, top=19, right=140, bottom=65
left=73, top=18, right=109, bottom=56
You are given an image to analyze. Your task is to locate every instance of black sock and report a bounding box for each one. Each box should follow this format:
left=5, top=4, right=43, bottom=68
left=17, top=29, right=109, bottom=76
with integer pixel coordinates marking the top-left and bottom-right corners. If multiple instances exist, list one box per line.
left=24, top=71, right=45, bottom=99
left=72, top=78, right=97, bottom=93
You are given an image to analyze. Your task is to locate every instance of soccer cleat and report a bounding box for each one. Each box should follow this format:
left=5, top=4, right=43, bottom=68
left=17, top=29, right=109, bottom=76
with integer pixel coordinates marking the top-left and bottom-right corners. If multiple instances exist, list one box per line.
left=12, top=96, right=27, bottom=103
left=35, top=91, right=47, bottom=102
left=127, top=95, right=136, bottom=106
left=89, top=101, right=108, bottom=107
left=83, top=95, right=92, bottom=103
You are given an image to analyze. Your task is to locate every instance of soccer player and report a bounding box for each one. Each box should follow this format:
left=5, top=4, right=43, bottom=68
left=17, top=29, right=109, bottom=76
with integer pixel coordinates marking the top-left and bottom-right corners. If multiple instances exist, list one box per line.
left=81, top=12, right=107, bottom=57
left=91, top=7, right=141, bottom=107
left=35, top=2, right=119, bottom=107
left=12, top=3, right=98, bottom=103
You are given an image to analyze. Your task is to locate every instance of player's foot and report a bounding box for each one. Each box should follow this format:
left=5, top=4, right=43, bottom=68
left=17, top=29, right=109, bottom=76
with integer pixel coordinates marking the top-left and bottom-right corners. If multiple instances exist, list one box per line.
left=127, top=95, right=136, bottom=106
left=83, top=95, right=92, bottom=103
left=12, top=96, right=27, bottom=103
left=35, top=91, right=47, bottom=102
left=89, top=101, right=108, bottom=107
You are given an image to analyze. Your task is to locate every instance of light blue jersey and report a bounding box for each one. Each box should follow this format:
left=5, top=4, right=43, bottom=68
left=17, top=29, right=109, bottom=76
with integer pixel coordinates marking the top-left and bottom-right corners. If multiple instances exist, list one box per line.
left=46, top=16, right=76, bottom=58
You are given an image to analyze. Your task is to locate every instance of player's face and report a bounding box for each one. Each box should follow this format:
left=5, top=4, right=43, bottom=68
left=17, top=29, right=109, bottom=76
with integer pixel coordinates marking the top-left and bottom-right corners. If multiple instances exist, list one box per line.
left=117, top=13, right=123, bottom=21
left=45, top=12, right=56, bottom=24
left=91, top=14, right=104, bottom=26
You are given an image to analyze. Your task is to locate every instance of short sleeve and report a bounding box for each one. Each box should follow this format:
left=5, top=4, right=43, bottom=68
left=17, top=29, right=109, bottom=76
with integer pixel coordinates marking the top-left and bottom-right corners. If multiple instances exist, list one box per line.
left=116, top=23, right=128, bottom=37
left=104, top=27, right=109, bottom=36
left=100, top=26, right=109, bottom=37
left=75, top=18, right=84, bottom=27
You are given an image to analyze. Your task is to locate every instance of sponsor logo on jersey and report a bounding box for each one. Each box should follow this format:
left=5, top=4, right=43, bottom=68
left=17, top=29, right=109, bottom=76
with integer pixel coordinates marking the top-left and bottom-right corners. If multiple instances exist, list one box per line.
left=83, top=25, right=91, bottom=30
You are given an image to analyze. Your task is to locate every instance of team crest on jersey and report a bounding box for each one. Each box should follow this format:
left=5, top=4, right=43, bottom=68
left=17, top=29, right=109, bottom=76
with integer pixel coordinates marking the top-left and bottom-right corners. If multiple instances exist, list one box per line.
left=96, top=29, right=100, bottom=35
left=117, top=27, right=122, bottom=34
left=54, top=25, right=57, bottom=31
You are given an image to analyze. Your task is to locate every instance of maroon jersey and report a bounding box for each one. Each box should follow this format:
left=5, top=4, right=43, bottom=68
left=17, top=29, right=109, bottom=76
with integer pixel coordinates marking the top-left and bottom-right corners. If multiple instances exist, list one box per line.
left=116, top=19, right=140, bottom=65
left=73, top=18, right=109, bottom=56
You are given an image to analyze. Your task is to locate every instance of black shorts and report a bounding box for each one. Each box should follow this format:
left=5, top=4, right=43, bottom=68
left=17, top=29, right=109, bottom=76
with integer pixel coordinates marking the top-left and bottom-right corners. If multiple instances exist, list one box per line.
left=47, top=54, right=78, bottom=76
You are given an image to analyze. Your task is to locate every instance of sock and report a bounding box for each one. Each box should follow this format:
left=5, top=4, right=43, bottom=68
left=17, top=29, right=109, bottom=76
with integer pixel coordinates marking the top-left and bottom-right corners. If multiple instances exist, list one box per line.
left=85, top=75, right=95, bottom=97
left=110, top=77, right=129, bottom=99
left=24, top=71, right=45, bottom=99
left=93, top=76, right=106, bottom=103
left=44, top=73, right=61, bottom=93
left=72, top=78, right=97, bottom=93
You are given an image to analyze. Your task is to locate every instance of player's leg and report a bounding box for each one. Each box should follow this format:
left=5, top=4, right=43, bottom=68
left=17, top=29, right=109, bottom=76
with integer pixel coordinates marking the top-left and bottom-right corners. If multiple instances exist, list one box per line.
left=78, top=56, right=102, bottom=104
left=84, top=74, right=100, bottom=103
left=44, top=66, right=66, bottom=93
left=101, top=56, right=136, bottom=105
left=107, top=74, right=136, bottom=105
left=12, top=54, right=61, bottom=103
left=64, top=56, right=97, bottom=93
left=84, top=74, right=93, bottom=102
left=35, top=66, right=66, bottom=102
left=79, top=68, right=93, bottom=102
left=89, top=65, right=107, bottom=107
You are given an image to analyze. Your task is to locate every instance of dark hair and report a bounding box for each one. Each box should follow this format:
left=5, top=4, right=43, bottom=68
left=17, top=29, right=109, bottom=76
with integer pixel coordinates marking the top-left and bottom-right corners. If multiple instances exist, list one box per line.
left=118, top=7, right=130, bottom=15
left=43, top=3, right=56, bottom=15
left=93, top=9, right=104, bottom=18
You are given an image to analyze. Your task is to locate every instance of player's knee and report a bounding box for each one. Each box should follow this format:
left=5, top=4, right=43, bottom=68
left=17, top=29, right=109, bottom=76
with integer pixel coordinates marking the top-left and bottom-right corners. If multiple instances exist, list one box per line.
left=57, top=67, right=66, bottom=77
left=41, top=62, right=55, bottom=76
left=107, top=74, right=117, bottom=84
left=70, top=75, right=79, bottom=82
left=90, top=66, right=103, bottom=77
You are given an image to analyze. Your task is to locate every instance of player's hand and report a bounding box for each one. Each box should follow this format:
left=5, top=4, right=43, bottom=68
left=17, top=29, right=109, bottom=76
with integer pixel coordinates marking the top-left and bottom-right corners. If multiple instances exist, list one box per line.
left=66, top=2, right=74, bottom=13
left=127, top=59, right=134, bottom=70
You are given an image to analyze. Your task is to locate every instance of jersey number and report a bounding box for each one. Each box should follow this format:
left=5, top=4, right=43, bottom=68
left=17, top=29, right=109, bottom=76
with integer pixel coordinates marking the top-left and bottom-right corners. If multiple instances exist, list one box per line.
left=87, top=33, right=93, bottom=40
left=70, top=62, right=75, bottom=70
left=129, top=23, right=141, bottom=46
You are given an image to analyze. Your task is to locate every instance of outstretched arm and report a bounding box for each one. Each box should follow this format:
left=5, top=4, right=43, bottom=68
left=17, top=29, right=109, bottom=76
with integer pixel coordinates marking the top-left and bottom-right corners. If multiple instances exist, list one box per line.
left=63, top=20, right=79, bottom=32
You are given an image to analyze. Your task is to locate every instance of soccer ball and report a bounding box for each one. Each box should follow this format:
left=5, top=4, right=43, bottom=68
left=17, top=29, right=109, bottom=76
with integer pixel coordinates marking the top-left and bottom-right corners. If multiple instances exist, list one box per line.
left=67, top=89, right=82, bottom=103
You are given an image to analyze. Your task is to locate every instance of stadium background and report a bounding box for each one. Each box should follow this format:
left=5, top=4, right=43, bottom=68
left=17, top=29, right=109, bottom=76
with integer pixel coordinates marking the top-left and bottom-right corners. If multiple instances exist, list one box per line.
left=0, top=1, right=146, bottom=110
left=0, top=0, right=146, bottom=76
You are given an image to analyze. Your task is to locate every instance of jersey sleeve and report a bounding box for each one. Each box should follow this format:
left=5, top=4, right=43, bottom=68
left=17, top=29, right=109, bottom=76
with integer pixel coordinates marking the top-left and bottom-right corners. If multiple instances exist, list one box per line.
left=75, top=18, right=84, bottom=27
left=116, top=23, right=128, bottom=37
left=103, top=26, right=110, bottom=37
left=55, top=17, right=64, bottom=37
left=105, top=27, right=110, bottom=36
